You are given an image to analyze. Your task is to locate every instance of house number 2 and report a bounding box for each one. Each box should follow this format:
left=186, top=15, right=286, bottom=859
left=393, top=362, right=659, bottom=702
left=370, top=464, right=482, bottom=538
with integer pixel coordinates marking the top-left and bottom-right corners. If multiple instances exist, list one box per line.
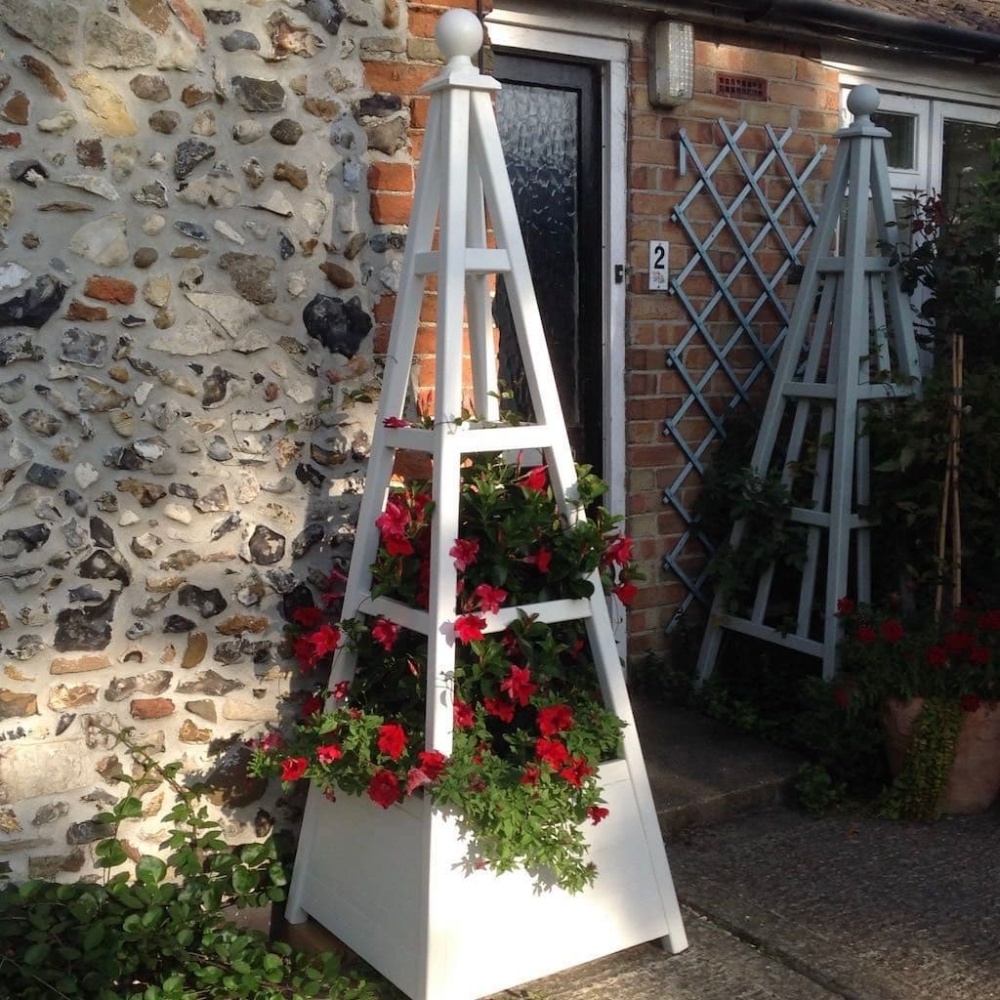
left=648, top=240, right=669, bottom=290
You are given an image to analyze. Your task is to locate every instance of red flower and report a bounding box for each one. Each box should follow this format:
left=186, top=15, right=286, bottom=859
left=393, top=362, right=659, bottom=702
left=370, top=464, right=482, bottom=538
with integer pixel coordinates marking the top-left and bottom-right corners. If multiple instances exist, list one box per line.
left=382, top=416, right=410, bottom=428
left=450, top=538, right=480, bottom=572
left=377, top=722, right=408, bottom=760
left=260, top=732, right=283, bottom=752
left=944, top=631, right=974, bottom=653
left=526, top=546, right=552, bottom=574
left=417, top=749, right=447, bottom=780
left=879, top=619, right=904, bottom=644
left=406, top=767, right=433, bottom=795
left=301, top=694, right=325, bottom=718
left=836, top=596, right=855, bottom=617
left=960, top=694, right=982, bottom=713
left=833, top=683, right=853, bottom=709
left=309, top=623, right=341, bottom=657
left=473, top=583, right=508, bottom=614
left=454, top=614, right=487, bottom=643
left=587, top=805, right=609, bottom=825
left=367, top=769, right=401, bottom=808
left=970, top=645, right=991, bottom=666
left=317, top=743, right=343, bottom=764
left=926, top=645, right=948, bottom=668
left=293, top=635, right=322, bottom=671
left=856, top=625, right=877, bottom=645
left=604, top=534, right=633, bottom=567
left=484, top=696, right=515, bottom=723
left=537, top=704, right=574, bottom=736
left=383, top=534, right=415, bottom=557
left=280, top=757, right=309, bottom=782
left=501, top=664, right=538, bottom=707
left=453, top=699, right=475, bottom=729
left=375, top=495, right=410, bottom=536
left=519, top=465, right=548, bottom=492
left=371, top=617, right=400, bottom=652
left=292, top=606, right=325, bottom=628
left=559, top=755, right=594, bottom=787
left=612, top=581, right=638, bottom=606
left=535, top=737, right=570, bottom=769
left=977, top=610, right=1000, bottom=631
left=333, top=680, right=350, bottom=701
left=520, top=764, right=541, bottom=786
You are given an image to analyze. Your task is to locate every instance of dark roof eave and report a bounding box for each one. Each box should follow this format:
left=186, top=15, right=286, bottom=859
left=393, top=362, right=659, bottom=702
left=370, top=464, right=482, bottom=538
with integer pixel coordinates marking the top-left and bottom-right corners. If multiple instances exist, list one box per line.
left=586, top=0, right=1000, bottom=63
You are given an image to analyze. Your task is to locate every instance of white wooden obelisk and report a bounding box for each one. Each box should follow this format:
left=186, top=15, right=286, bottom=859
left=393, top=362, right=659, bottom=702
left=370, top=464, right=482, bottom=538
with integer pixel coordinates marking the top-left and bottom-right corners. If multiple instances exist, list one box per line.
left=284, top=12, right=687, bottom=999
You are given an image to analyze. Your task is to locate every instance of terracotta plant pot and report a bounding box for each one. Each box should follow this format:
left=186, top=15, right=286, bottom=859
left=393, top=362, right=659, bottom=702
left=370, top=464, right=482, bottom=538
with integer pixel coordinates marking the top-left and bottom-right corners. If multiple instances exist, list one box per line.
left=882, top=697, right=1000, bottom=813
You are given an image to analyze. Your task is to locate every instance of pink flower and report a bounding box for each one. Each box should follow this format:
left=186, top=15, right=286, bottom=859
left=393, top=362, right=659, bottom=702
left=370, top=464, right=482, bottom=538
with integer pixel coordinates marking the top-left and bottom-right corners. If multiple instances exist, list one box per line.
left=382, top=416, right=410, bottom=428
left=371, top=617, right=400, bottom=651
left=377, top=722, right=408, bottom=760
left=501, top=664, right=538, bottom=707
left=316, top=743, right=343, bottom=764
left=450, top=538, right=480, bottom=572
left=260, top=732, right=283, bottom=752
left=473, top=583, right=508, bottom=614
left=454, top=614, right=487, bottom=643
left=537, top=704, right=574, bottom=736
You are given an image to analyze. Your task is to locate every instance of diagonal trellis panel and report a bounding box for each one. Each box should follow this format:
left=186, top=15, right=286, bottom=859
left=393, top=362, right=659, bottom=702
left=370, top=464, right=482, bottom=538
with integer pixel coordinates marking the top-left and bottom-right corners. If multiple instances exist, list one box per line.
left=662, top=119, right=827, bottom=628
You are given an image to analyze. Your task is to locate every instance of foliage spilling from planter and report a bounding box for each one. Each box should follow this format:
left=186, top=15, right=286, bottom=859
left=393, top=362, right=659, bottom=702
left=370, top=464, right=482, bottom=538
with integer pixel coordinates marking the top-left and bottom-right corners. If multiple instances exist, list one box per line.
left=250, top=451, right=640, bottom=892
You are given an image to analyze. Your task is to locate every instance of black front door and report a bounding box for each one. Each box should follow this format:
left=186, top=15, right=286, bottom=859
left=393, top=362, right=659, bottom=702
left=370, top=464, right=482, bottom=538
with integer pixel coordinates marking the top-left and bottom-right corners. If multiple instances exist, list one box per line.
left=492, top=53, right=604, bottom=475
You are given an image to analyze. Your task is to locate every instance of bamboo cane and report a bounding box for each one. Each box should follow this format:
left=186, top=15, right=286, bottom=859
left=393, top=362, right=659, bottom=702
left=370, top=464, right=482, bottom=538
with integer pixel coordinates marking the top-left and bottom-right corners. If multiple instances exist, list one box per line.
left=934, top=333, right=964, bottom=619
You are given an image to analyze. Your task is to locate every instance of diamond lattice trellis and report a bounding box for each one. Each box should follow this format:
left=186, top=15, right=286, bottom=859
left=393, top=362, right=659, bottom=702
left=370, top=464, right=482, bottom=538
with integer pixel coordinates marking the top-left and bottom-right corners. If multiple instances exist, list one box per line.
left=662, top=119, right=828, bottom=629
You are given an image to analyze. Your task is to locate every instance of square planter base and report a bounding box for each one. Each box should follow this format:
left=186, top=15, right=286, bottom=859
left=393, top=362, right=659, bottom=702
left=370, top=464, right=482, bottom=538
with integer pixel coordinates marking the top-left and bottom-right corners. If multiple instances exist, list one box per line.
left=285, top=760, right=687, bottom=1000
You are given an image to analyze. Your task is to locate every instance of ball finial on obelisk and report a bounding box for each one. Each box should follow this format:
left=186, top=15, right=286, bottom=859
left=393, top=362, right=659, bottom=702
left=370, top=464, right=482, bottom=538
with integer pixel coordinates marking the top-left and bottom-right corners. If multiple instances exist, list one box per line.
left=435, top=8, right=484, bottom=66
left=847, top=84, right=880, bottom=125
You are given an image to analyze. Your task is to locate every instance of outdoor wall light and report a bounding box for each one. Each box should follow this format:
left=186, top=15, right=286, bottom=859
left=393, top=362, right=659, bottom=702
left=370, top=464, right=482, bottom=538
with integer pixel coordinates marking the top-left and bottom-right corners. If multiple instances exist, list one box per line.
left=648, top=20, right=695, bottom=108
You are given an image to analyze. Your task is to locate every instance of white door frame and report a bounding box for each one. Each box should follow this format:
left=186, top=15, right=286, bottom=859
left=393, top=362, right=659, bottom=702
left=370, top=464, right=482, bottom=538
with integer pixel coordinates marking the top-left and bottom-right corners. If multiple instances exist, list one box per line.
left=485, top=7, right=631, bottom=530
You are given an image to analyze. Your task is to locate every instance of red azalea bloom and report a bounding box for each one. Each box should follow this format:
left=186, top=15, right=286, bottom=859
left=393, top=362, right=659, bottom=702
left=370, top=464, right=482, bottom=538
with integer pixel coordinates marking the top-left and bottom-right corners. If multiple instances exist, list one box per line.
left=526, top=546, right=552, bottom=574
left=926, top=645, right=948, bottom=668
left=371, top=617, right=400, bottom=652
left=944, top=630, right=974, bottom=653
left=587, top=805, right=609, bottom=825
left=367, top=769, right=401, bottom=808
left=383, top=533, right=415, bottom=557
left=537, top=704, right=574, bottom=736
left=382, top=416, right=410, bottom=428
left=612, top=581, right=638, bottom=606
left=970, top=645, right=991, bottom=666
left=293, top=635, right=321, bottom=672
left=280, top=756, right=309, bottom=782
left=292, top=606, right=325, bottom=628
left=856, top=624, right=877, bottom=645
left=559, top=755, right=594, bottom=787
left=960, top=694, right=982, bottom=713
left=535, top=737, right=570, bottom=769
left=375, top=495, right=410, bottom=537
left=417, top=749, right=448, bottom=780
left=604, top=534, right=633, bottom=567
left=977, top=609, right=1000, bottom=631
left=484, top=696, right=515, bottom=723
left=377, top=722, right=408, bottom=760
left=454, top=614, right=487, bottom=643
left=316, top=743, right=343, bottom=764
left=453, top=699, right=475, bottom=728
left=309, top=623, right=341, bottom=657
left=473, top=583, right=508, bottom=614
left=301, top=694, right=325, bottom=718
left=519, top=465, right=548, bottom=492
left=450, top=538, right=480, bottom=572
left=520, top=764, right=541, bottom=786
left=501, top=664, right=539, bottom=707
left=836, top=596, right=855, bottom=617
left=879, top=619, right=904, bottom=644
left=333, top=680, right=350, bottom=701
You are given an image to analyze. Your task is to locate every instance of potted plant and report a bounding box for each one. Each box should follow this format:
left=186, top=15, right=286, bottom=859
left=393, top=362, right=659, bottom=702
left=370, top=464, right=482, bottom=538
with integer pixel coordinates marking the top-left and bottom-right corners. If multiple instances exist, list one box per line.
left=249, top=450, right=639, bottom=892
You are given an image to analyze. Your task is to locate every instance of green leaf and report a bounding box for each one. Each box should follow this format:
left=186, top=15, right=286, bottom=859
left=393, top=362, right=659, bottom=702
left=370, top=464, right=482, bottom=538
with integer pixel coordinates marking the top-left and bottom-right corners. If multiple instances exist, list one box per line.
left=136, top=855, right=167, bottom=886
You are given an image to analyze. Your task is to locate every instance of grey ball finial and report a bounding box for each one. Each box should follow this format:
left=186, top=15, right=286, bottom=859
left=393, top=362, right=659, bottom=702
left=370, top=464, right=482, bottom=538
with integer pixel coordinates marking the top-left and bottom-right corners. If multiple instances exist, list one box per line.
left=847, top=84, right=880, bottom=119
left=435, top=8, right=484, bottom=62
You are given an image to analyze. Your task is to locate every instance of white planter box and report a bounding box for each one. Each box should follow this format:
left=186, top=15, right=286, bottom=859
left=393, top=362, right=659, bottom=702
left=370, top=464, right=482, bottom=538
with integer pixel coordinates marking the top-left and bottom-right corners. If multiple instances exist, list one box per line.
left=286, top=759, right=685, bottom=1000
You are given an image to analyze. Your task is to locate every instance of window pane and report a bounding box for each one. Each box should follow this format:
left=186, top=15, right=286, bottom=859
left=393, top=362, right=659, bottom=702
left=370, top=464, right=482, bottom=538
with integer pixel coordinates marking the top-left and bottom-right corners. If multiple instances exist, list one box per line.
left=870, top=110, right=917, bottom=170
left=942, top=118, right=1000, bottom=208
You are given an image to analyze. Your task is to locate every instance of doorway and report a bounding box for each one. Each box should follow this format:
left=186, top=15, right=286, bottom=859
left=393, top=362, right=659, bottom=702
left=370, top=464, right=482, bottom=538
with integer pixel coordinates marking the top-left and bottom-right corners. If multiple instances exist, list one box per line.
left=492, top=53, right=604, bottom=474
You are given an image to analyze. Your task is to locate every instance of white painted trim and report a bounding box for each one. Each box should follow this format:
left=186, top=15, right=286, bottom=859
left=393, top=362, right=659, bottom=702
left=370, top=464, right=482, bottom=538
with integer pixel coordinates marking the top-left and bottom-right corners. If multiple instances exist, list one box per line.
left=829, top=53, right=1000, bottom=105
left=487, top=8, right=631, bottom=647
